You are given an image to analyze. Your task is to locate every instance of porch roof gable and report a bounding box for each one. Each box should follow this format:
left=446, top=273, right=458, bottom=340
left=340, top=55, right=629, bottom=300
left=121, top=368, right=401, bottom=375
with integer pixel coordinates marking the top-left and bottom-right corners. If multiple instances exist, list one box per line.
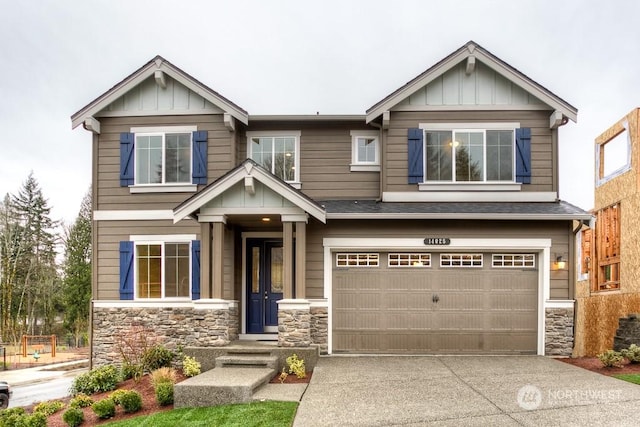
left=173, top=159, right=326, bottom=223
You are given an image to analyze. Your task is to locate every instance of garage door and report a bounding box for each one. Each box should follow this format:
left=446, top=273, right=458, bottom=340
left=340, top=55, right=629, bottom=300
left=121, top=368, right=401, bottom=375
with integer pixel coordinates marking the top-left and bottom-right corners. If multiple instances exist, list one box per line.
left=332, top=252, right=538, bottom=354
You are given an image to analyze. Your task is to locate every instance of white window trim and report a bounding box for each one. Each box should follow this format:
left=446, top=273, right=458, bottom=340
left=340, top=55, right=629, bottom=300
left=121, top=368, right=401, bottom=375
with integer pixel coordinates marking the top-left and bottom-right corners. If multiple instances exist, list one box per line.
left=388, top=253, right=431, bottom=268
left=246, top=131, right=301, bottom=186
left=491, top=253, right=536, bottom=268
left=419, top=122, right=520, bottom=187
left=440, top=253, right=483, bottom=268
left=129, top=125, right=198, bottom=191
left=350, top=130, right=380, bottom=172
left=130, top=234, right=196, bottom=301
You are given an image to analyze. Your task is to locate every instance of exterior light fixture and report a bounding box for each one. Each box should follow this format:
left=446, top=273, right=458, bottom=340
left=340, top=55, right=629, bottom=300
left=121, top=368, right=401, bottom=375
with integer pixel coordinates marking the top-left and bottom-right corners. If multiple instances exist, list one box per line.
left=555, top=255, right=567, bottom=270
left=261, top=217, right=271, bottom=222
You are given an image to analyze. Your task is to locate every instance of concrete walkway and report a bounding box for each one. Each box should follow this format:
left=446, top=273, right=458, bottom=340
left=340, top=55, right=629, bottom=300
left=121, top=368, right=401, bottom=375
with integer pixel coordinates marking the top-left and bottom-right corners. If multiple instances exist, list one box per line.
left=294, top=356, right=640, bottom=426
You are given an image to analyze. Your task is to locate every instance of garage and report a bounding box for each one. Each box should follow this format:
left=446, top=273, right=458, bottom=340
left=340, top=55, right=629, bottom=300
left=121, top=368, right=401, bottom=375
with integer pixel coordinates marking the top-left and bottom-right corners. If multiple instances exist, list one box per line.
left=332, top=252, right=538, bottom=354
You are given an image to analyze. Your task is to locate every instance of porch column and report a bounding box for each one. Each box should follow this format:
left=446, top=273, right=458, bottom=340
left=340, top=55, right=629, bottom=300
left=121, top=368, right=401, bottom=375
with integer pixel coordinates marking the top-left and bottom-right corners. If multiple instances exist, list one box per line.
left=212, top=217, right=226, bottom=300
left=200, top=223, right=212, bottom=298
left=295, top=221, right=306, bottom=299
left=283, top=221, right=294, bottom=299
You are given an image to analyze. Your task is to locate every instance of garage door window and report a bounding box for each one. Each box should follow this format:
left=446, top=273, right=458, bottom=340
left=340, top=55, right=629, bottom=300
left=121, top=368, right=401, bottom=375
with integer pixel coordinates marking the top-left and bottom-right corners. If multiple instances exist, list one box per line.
left=388, top=253, right=431, bottom=267
left=492, top=254, right=535, bottom=268
left=336, top=253, right=379, bottom=267
left=440, top=254, right=482, bottom=267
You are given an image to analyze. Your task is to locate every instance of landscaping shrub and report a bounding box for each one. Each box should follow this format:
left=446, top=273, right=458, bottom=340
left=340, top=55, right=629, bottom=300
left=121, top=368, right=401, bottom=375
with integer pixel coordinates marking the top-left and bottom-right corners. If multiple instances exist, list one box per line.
left=151, top=367, right=177, bottom=387
left=142, top=345, right=175, bottom=372
left=69, top=394, right=94, bottom=409
left=154, top=381, right=174, bottom=406
left=0, top=407, right=26, bottom=427
left=22, top=412, right=47, bottom=427
left=70, top=365, right=121, bottom=396
left=286, top=353, right=306, bottom=379
left=33, top=400, right=65, bottom=416
left=62, top=407, right=84, bottom=427
left=121, top=362, right=143, bottom=381
left=119, top=391, right=143, bottom=414
left=91, top=398, right=116, bottom=420
left=108, top=389, right=130, bottom=406
left=621, top=344, right=640, bottom=363
left=182, top=355, right=201, bottom=377
left=598, top=349, right=624, bottom=367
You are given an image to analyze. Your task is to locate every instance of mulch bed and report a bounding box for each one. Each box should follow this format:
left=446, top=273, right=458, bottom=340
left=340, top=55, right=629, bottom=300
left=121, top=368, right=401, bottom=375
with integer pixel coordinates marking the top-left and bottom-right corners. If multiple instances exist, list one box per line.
left=557, top=357, right=640, bottom=376
left=269, top=371, right=312, bottom=384
left=43, top=372, right=186, bottom=427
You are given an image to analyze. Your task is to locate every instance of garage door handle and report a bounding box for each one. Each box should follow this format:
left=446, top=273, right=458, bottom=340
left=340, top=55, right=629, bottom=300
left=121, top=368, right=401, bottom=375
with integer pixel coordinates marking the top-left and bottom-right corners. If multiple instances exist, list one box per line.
left=432, top=294, right=439, bottom=304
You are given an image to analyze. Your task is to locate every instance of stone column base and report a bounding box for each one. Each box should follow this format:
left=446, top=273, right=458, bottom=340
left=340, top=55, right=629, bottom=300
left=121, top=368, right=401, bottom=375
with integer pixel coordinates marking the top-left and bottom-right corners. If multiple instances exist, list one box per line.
left=545, top=307, right=575, bottom=356
left=277, top=299, right=311, bottom=347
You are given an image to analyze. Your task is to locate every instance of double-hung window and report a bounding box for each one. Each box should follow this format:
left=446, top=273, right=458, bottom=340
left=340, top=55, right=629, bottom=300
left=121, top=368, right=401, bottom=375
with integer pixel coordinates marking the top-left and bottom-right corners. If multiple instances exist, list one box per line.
left=422, top=124, right=517, bottom=182
left=246, top=131, right=300, bottom=185
left=350, top=130, right=380, bottom=171
left=120, top=126, right=207, bottom=192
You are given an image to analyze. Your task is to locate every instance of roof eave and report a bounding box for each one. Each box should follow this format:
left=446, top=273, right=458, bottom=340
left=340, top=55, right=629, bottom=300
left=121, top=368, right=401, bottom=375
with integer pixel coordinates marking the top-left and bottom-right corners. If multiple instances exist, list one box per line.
left=326, top=213, right=593, bottom=221
left=365, top=41, right=578, bottom=124
left=71, top=56, right=248, bottom=130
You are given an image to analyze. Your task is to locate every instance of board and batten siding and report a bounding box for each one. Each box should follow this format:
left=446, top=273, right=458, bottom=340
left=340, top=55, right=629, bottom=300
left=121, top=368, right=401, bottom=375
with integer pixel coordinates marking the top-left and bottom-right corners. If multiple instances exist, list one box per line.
left=95, top=115, right=234, bottom=211
left=304, top=219, right=572, bottom=300
left=383, top=110, right=557, bottom=193
left=239, top=121, right=381, bottom=200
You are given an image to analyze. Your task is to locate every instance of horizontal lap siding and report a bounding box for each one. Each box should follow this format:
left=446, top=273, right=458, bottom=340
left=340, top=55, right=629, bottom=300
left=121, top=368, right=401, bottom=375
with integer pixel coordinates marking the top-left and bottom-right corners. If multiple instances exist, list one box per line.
left=95, top=219, right=200, bottom=300
left=384, top=110, right=555, bottom=193
left=240, top=122, right=380, bottom=200
left=96, top=115, right=233, bottom=210
left=305, top=219, right=571, bottom=299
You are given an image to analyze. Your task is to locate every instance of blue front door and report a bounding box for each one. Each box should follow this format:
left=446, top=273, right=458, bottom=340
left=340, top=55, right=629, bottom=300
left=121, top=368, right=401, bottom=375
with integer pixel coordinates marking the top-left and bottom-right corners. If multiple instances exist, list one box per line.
left=247, top=239, right=284, bottom=333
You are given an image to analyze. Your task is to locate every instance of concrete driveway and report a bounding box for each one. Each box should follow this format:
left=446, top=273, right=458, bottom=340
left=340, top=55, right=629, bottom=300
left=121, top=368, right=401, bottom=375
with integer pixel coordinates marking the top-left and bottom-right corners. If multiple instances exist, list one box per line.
left=294, top=356, right=640, bottom=426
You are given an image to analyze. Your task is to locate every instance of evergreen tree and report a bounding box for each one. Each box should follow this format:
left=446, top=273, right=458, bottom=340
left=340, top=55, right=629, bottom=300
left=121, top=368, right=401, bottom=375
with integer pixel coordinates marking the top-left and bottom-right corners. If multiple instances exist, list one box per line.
left=11, top=172, right=60, bottom=336
left=62, top=187, right=92, bottom=347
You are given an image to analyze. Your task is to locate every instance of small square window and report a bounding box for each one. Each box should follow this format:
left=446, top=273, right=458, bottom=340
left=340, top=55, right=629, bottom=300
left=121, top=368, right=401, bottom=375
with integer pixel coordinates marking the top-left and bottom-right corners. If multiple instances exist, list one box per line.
left=350, top=131, right=379, bottom=171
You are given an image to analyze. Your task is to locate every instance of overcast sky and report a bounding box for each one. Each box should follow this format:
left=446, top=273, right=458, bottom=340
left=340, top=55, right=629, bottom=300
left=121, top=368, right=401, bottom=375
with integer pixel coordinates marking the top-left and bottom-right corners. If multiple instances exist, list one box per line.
left=1, top=0, right=639, bottom=226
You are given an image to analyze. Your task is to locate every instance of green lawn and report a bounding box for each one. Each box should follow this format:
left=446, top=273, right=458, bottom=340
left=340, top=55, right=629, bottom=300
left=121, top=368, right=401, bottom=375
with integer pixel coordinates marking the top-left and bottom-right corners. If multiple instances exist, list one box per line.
left=612, top=374, right=640, bottom=385
left=103, top=401, right=298, bottom=427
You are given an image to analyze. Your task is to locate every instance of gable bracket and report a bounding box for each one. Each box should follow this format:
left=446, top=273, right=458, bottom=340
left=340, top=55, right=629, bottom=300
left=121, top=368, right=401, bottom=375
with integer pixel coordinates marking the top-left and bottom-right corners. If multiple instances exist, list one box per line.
left=83, top=117, right=101, bottom=134
left=244, top=176, right=255, bottom=195
left=154, top=70, right=167, bottom=89
left=466, top=56, right=476, bottom=75
left=224, top=113, right=236, bottom=132
left=382, top=111, right=390, bottom=129
left=549, top=110, right=567, bottom=129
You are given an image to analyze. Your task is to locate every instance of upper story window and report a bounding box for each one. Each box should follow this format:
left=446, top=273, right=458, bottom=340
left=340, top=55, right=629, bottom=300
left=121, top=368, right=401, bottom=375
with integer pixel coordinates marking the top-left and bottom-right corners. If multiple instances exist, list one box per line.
left=121, top=126, right=206, bottom=193
left=409, top=123, right=530, bottom=188
left=135, top=132, right=191, bottom=184
left=350, top=130, right=380, bottom=172
left=247, top=131, right=300, bottom=186
left=423, top=124, right=515, bottom=182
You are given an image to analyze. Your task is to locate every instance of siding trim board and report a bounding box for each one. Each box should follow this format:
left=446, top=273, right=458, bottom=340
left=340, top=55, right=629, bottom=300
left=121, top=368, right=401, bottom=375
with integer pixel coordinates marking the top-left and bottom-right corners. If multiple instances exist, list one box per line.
left=382, top=191, right=559, bottom=203
left=94, top=210, right=175, bottom=221
left=323, top=237, right=552, bottom=355
left=325, top=213, right=587, bottom=221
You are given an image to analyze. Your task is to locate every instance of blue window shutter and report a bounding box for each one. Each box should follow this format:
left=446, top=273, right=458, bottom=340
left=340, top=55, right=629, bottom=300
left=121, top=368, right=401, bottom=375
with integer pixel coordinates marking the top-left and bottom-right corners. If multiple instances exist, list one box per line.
left=515, top=128, right=532, bottom=184
left=191, top=240, right=201, bottom=300
left=119, top=241, right=134, bottom=300
left=408, top=128, right=424, bottom=184
left=120, top=133, right=135, bottom=186
left=192, top=131, right=208, bottom=185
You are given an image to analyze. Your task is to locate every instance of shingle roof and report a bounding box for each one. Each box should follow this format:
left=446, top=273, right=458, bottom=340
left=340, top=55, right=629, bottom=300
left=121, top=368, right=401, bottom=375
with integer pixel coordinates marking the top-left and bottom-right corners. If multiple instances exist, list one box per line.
left=319, top=199, right=591, bottom=221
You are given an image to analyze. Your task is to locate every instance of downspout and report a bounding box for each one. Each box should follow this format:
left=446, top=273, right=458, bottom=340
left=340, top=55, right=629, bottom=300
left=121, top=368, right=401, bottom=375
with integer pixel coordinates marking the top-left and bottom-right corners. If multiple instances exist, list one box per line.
left=367, top=120, right=383, bottom=202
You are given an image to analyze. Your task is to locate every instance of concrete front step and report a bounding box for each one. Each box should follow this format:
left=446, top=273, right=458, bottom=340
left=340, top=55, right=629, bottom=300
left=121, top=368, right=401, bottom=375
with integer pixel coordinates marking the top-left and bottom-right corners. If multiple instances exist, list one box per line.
left=174, top=367, right=275, bottom=408
left=216, top=354, right=278, bottom=369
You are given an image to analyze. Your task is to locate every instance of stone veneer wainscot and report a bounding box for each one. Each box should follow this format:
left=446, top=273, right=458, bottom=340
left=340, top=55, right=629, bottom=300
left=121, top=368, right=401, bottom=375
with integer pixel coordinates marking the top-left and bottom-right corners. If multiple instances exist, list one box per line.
left=545, top=307, right=574, bottom=356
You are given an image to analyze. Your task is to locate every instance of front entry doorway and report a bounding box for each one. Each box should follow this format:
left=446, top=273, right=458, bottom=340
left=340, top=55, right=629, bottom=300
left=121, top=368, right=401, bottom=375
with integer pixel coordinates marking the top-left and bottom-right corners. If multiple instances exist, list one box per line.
left=246, top=239, right=284, bottom=333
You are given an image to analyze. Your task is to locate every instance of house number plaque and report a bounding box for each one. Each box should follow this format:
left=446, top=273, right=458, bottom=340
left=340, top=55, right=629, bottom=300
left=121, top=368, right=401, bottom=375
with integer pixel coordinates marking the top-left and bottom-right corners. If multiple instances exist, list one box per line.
left=424, top=237, right=451, bottom=245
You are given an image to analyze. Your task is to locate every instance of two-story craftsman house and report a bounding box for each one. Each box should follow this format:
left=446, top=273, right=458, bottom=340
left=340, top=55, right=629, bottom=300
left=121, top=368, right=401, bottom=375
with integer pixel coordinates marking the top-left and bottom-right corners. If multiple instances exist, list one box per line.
left=71, top=41, right=590, bottom=365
